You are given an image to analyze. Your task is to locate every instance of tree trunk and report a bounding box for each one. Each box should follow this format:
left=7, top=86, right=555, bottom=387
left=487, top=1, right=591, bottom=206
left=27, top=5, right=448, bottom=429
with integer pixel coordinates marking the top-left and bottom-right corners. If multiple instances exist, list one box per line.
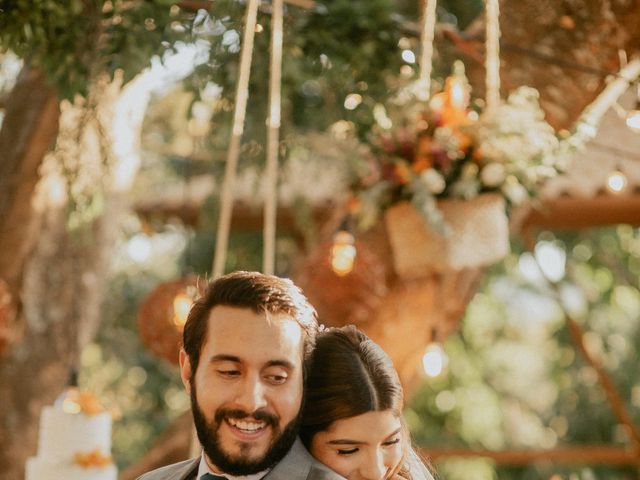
left=0, top=71, right=154, bottom=480
left=0, top=66, right=59, bottom=306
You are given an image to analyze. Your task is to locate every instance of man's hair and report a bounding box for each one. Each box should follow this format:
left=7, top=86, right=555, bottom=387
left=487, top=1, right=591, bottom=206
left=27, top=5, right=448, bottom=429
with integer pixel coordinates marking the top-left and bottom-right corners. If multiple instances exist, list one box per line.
left=182, top=271, right=318, bottom=376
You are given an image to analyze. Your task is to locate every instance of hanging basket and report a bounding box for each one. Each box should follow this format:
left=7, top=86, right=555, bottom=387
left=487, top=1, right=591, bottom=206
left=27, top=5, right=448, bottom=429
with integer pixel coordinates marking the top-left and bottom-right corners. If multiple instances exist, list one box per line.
left=384, top=193, right=510, bottom=279
left=294, top=238, right=387, bottom=328
left=137, top=275, right=202, bottom=365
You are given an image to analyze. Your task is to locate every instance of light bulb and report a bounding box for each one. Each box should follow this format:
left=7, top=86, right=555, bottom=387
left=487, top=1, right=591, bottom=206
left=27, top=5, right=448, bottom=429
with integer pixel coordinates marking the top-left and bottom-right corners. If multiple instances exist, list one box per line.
left=534, top=240, right=566, bottom=282
left=626, top=108, right=640, bottom=133
left=330, top=231, right=356, bottom=276
left=172, top=291, right=194, bottom=328
left=449, top=78, right=467, bottom=109
left=606, top=170, right=627, bottom=194
left=422, top=342, right=449, bottom=378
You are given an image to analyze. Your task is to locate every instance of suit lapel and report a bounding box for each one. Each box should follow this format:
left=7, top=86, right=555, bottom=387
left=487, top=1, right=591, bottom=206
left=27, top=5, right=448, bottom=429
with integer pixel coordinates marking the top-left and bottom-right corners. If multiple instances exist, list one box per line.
left=173, top=458, right=199, bottom=480
left=264, top=439, right=312, bottom=480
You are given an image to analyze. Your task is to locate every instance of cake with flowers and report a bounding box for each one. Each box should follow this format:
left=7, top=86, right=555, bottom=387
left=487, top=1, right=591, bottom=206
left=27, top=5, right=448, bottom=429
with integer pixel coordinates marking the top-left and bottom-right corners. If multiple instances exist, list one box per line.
left=25, top=390, right=117, bottom=480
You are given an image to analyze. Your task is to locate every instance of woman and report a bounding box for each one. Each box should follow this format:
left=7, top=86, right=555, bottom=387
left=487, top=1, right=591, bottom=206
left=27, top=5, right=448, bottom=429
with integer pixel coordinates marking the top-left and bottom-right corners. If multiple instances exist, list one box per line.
left=301, top=326, right=434, bottom=480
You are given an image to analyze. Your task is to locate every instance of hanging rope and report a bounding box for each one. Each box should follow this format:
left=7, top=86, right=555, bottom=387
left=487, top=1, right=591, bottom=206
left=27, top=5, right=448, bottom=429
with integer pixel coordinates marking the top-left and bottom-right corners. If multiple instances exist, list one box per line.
left=417, top=0, right=438, bottom=101
left=263, top=0, right=284, bottom=275
left=485, top=0, right=501, bottom=113
left=211, top=0, right=261, bottom=279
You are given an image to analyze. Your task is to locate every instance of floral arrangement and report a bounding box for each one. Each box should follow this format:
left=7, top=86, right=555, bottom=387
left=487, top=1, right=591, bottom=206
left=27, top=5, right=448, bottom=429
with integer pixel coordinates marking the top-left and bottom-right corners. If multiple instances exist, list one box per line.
left=61, top=389, right=105, bottom=416
left=74, top=450, right=113, bottom=468
left=351, top=62, right=569, bottom=232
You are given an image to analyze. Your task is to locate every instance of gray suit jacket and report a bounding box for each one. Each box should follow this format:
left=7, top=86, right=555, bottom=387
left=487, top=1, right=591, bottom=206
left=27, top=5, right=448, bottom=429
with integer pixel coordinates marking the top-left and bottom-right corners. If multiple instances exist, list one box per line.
left=136, top=439, right=344, bottom=480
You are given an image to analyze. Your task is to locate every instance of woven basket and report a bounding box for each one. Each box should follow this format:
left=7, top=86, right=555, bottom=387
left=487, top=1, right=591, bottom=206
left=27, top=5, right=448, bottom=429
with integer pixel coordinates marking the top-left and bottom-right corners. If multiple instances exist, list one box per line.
left=137, top=275, right=202, bottom=365
left=294, top=238, right=387, bottom=327
left=384, top=194, right=510, bottom=279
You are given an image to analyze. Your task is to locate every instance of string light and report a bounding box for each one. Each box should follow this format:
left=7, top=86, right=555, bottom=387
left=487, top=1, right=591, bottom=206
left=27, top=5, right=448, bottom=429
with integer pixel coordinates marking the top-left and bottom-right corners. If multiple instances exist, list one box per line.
left=606, top=170, right=628, bottom=194
left=172, top=289, right=196, bottom=328
left=422, top=341, right=449, bottom=378
left=330, top=230, right=357, bottom=276
left=626, top=105, right=640, bottom=133
left=448, top=75, right=467, bottom=110
left=626, top=83, right=640, bottom=133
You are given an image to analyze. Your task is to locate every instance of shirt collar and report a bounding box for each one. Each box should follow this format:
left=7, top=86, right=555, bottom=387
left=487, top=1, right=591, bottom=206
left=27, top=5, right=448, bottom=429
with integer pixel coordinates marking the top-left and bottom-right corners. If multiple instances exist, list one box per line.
left=197, top=452, right=270, bottom=480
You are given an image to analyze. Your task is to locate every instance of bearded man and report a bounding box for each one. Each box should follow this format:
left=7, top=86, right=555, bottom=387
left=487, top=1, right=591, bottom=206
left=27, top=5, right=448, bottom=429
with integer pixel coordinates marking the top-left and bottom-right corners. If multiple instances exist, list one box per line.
left=137, top=271, right=341, bottom=480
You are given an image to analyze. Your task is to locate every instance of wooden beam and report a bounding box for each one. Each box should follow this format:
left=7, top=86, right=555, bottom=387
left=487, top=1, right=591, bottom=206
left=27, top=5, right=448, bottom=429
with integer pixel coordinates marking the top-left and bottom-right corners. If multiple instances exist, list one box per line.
left=135, top=199, right=335, bottom=235
left=422, top=445, right=640, bottom=466
left=522, top=193, right=640, bottom=231
left=137, top=191, right=640, bottom=231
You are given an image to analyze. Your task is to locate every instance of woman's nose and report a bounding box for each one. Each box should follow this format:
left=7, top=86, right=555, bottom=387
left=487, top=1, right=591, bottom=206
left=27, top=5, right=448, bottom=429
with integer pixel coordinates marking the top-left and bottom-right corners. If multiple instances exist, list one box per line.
left=359, top=449, right=387, bottom=480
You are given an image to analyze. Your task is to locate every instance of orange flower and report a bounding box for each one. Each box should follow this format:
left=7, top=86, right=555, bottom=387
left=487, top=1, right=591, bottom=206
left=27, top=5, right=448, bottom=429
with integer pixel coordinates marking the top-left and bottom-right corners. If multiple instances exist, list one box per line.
left=452, top=129, right=472, bottom=151
left=347, top=195, right=361, bottom=213
left=394, top=162, right=412, bottom=184
left=412, top=157, right=432, bottom=173
left=413, top=136, right=433, bottom=173
left=74, top=450, right=112, bottom=468
left=441, top=106, right=470, bottom=127
left=76, top=392, right=104, bottom=416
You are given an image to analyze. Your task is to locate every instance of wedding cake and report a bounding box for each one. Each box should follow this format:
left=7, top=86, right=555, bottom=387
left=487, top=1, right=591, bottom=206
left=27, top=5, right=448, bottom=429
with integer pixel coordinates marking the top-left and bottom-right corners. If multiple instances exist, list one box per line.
left=26, top=390, right=117, bottom=480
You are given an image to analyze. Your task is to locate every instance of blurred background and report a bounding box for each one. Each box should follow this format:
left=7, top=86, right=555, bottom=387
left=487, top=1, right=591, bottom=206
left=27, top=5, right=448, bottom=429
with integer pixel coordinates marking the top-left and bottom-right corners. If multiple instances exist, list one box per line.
left=2, top=1, right=640, bottom=479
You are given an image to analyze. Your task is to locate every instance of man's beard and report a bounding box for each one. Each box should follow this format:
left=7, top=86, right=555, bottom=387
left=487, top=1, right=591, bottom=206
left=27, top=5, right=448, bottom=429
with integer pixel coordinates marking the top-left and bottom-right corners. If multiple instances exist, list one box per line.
left=190, top=384, right=301, bottom=475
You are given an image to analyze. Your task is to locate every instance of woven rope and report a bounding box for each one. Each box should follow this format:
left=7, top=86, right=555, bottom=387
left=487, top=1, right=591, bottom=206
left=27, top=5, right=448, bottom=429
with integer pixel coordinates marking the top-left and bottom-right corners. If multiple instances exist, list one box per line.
left=263, top=0, right=284, bottom=275
left=417, top=0, right=438, bottom=101
left=212, top=0, right=261, bottom=278
left=485, top=0, right=501, bottom=113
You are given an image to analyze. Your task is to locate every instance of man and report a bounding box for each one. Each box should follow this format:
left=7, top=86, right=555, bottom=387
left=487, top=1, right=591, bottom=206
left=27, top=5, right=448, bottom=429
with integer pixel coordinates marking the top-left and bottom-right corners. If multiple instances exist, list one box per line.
left=138, top=271, right=342, bottom=480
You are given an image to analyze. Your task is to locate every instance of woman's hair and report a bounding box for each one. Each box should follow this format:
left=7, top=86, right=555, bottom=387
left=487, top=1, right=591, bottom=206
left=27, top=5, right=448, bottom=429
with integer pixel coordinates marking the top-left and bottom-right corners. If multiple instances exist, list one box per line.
left=300, top=325, right=434, bottom=480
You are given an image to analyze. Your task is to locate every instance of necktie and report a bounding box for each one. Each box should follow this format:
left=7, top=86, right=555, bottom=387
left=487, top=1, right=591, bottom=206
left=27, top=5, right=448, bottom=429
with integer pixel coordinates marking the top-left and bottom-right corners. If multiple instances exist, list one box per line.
left=200, top=474, right=228, bottom=480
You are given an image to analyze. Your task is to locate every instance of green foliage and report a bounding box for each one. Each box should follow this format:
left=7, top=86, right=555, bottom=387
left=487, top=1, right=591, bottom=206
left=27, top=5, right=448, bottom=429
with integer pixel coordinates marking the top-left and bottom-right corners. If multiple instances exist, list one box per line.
left=80, top=221, right=191, bottom=467
left=408, top=227, right=640, bottom=479
left=185, top=0, right=406, bottom=142
left=0, top=0, right=184, bottom=98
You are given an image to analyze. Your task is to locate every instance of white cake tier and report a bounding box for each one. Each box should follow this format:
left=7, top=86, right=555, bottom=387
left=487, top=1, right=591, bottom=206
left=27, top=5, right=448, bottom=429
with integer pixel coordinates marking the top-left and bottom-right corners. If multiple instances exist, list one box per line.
left=37, top=407, right=112, bottom=461
left=26, top=457, right=117, bottom=480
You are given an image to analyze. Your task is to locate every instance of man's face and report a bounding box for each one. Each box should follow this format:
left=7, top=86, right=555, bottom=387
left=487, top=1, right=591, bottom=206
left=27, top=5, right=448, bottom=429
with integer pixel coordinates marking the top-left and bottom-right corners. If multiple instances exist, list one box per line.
left=180, top=305, right=305, bottom=475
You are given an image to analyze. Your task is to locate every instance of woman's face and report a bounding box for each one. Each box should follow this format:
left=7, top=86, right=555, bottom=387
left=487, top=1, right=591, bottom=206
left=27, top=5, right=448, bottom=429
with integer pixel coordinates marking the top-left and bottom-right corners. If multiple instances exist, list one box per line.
left=310, top=410, right=403, bottom=480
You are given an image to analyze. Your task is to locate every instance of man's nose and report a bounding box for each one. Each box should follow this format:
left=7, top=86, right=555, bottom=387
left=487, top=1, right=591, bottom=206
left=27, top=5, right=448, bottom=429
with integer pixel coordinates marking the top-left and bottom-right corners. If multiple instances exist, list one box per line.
left=360, top=450, right=387, bottom=480
left=235, top=375, right=268, bottom=412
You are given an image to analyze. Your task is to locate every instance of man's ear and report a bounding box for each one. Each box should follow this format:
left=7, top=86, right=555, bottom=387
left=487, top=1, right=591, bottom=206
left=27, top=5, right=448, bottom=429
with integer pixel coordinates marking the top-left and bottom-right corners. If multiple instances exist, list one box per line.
left=179, top=348, right=192, bottom=394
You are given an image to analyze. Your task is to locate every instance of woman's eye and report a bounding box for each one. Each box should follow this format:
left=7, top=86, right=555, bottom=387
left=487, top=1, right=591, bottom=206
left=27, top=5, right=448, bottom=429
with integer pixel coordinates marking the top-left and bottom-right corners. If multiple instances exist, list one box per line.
left=383, top=438, right=400, bottom=447
left=337, top=448, right=359, bottom=455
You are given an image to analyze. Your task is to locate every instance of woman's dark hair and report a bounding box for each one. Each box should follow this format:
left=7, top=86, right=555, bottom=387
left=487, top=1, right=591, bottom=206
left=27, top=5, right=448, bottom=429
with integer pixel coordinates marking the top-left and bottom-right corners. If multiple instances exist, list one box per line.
left=300, top=325, right=434, bottom=480
left=300, top=325, right=403, bottom=444
left=182, top=271, right=318, bottom=376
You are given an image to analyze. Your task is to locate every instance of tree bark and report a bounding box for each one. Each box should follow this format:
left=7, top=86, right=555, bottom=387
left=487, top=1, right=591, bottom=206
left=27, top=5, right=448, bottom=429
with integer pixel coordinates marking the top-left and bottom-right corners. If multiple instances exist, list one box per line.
left=0, top=71, right=153, bottom=480
left=0, top=66, right=59, bottom=304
